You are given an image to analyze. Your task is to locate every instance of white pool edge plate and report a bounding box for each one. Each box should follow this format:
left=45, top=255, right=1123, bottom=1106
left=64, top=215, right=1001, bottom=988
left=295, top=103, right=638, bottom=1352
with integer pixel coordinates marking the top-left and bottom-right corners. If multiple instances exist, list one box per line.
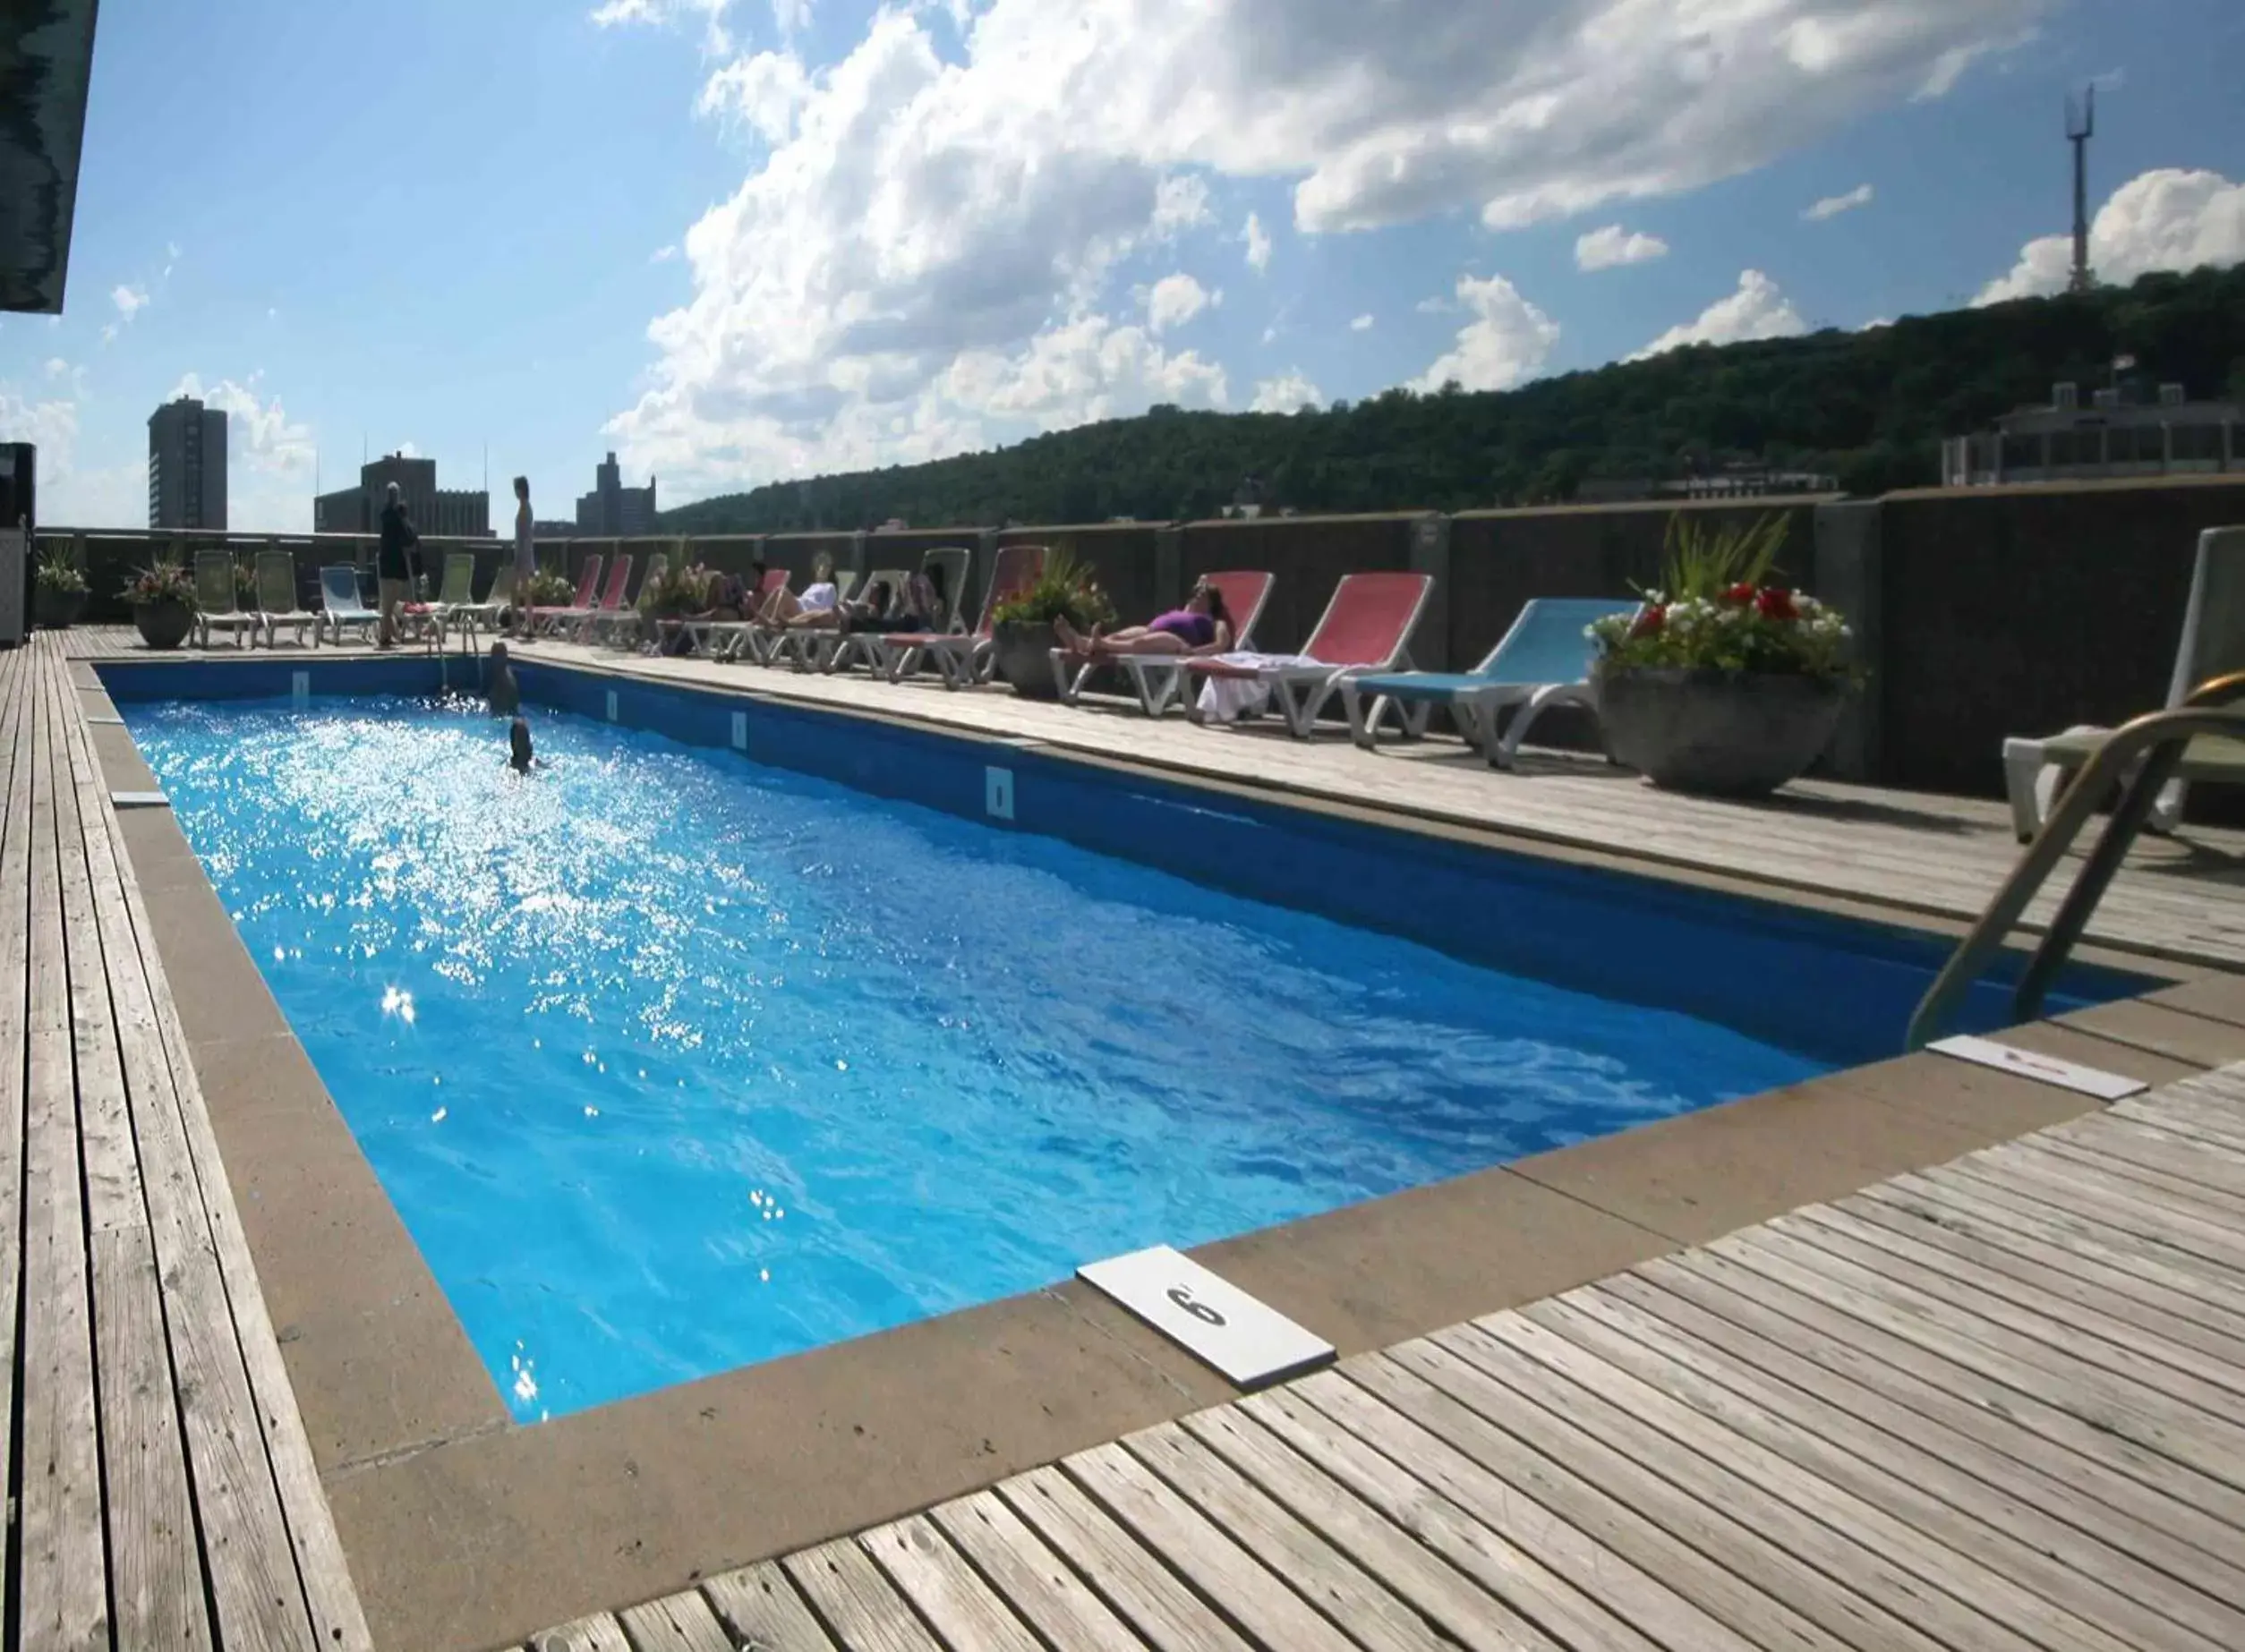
left=1928, top=1034, right=2147, bottom=1101
left=1078, top=1244, right=1335, bottom=1390
left=110, top=790, right=171, bottom=811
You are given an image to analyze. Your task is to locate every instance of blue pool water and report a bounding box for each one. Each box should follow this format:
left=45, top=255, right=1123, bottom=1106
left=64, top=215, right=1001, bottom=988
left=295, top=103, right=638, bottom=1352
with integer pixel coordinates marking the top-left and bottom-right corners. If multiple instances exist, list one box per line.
left=129, top=694, right=1831, bottom=1418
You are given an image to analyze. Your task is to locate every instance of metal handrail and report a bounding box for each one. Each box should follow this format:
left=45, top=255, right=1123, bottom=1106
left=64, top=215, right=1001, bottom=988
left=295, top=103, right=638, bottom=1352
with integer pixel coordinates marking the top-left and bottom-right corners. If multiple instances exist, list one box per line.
left=1905, top=669, right=2245, bottom=1052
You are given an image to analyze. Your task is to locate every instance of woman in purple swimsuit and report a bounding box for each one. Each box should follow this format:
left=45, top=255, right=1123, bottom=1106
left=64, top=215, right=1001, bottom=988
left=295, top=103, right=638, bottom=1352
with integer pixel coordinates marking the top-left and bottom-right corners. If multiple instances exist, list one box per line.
left=1054, top=580, right=1233, bottom=660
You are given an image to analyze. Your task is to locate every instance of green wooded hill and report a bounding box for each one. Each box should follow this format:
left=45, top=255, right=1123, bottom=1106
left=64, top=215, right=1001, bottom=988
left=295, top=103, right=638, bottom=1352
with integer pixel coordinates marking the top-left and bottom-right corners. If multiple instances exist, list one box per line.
left=661, top=265, right=2245, bottom=533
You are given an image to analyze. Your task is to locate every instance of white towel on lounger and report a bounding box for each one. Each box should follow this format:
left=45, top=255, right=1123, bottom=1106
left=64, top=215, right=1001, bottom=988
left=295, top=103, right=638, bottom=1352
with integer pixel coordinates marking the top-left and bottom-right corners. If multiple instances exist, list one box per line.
left=1194, top=653, right=1325, bottom=722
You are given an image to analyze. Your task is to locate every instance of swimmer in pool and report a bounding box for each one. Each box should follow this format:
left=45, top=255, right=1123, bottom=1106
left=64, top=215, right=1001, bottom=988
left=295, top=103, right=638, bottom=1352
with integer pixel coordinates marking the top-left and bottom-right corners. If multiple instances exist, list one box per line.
left=488, top=641, right=521, bottom=718
left=506, top=717, right=542, bottom=774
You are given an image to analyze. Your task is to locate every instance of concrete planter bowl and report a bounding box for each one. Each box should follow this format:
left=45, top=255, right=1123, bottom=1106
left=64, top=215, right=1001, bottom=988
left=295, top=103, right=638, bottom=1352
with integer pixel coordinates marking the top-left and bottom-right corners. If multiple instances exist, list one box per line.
left=992, top=619, right=1064, bottom=699
left=1596, top=664, right=1848, bottom=798
left=133, top=600, right=194, bottom=651
left=34, top=585, right=86, bottom=629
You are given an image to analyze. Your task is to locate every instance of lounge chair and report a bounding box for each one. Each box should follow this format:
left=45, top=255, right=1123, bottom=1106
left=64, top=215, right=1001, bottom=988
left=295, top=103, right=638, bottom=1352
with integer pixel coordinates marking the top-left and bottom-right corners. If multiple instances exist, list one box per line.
left=874, top=543, right=1046, bottom=689
left=317, top=564, right=380, bottom=647
left=827, top=549, right=973, bottom=677
left=192, top=551, right=261, bottom=649
left=443, top=563, right=514, bottom=645
left=1340, top=596, right=1641, bottom=769
left=686, top=566, right=790, bottom=661
left=1186, top=571, right=1433, bottom=738
left=531, top=557, right=603, bottom=637
left=589, top=552, right=662, bottom=649
left=2005, top=524, right=2245, bottom=840
left=781, top=566, right=909, bottom=673
left=419, top=553, right=478, bottom=645
left=254, top=549, right=319, bottom=648
left=1052, top=570, right=1276, bottom=716
left=553, top=555, right=634, bottom=643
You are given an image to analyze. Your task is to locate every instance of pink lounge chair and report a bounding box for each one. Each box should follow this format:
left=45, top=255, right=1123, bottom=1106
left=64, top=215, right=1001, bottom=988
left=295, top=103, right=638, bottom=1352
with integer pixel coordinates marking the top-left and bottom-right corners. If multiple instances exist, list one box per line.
left=1186, top=571, right=1433, bottom=737
left=531, top=558, right=603, bottom=636
left=560, top=555, right=636, bottom=643
left=1052, top=570, right=1276, bottom=716
left=874, top=543, right=1047, bottom=689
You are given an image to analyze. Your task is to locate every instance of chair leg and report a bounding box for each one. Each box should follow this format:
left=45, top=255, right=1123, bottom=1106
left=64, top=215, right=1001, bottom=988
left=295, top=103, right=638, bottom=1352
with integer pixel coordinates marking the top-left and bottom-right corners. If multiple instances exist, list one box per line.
left=2001, top=737, right=2049, bottom=843
left=1342, top=681, right=1374, bottom=748
left=1495, top=685, right=1575, bottom=771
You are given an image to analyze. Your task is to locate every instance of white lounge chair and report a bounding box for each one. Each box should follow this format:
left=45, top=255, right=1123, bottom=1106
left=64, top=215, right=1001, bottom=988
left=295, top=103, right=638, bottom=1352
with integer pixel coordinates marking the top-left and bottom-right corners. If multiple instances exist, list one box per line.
left=254, top=549, right=319, bottom=648
left=1341, top=596, right=1641, bottom=768
left=192, top=551, right=261, bottom=648
left=870, top=544, right=1045, bottom=689
left=318, top=564, right=381, bottom=647
left=2004, top=524, right=2245, bottom=840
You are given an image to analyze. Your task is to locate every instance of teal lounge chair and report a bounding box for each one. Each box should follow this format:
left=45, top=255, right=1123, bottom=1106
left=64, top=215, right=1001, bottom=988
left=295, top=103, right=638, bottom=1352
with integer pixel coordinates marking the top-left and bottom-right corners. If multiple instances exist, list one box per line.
left=318, top=564, right=380, bottom=646
left=1340, top=596, right=1639, bottom=769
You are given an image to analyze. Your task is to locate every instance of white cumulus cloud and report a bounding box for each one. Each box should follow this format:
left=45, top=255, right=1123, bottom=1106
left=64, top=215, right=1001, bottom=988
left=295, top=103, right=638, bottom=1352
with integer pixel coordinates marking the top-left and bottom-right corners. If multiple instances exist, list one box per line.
left=1144, top=272, right=1214, bottom=333
left=1242, top=210, right=1272, bottom=273
left=607, top=0, right=2048, bottom=497
left=1350, top=312, right=1374, bottom=331
left=172, top=371, right=318, bottom=478
left=1575, top=225, right=1669, bottom=269
left=1804, top=183, right=1874, bottom=220
left=1251, top=371, right=1323, bottom=414
left=1976, top=167, right=2245, bottom=304
left=111, top=284, right=148, bottom=320
left=1414, top=274, right=1559, bottom=393
left=1632, top=268, right=1807, bottom=360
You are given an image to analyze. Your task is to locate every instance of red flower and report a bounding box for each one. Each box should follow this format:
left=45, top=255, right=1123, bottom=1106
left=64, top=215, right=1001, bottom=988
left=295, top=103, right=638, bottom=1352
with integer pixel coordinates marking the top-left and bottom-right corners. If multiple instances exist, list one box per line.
left=1630, top=604, right=1666, bottom=638
left=1721, top=581, right=1756, bottom=606
left=1755, top=586, right=1798, bottom=622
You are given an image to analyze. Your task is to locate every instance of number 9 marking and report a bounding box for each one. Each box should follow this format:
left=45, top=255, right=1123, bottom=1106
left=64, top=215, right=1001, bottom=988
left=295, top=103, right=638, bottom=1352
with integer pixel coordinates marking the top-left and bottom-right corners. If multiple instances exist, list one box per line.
left=1167, top=1285, right=1226, bottom=1327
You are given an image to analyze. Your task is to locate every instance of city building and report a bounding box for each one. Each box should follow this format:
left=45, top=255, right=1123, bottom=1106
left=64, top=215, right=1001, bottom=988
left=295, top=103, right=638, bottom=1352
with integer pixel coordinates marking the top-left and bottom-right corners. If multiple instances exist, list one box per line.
left=1942, top=382, right=2243, bottom=487
left=531, top=518, right=579, bottom=538
left=314, top=453, right=491, bottom=537
left=576, top=451, right=657, bottom=534
left=148, top=396, right=228, bottom=531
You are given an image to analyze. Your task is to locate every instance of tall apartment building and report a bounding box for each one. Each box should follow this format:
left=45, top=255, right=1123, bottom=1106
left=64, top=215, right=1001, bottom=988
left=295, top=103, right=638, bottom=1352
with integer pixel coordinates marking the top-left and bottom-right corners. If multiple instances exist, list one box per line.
left=576, top=451, right=657, bottom=534
left=313, top=452, right=491, bottom=537
left=148, top=396, right=228, bottom=530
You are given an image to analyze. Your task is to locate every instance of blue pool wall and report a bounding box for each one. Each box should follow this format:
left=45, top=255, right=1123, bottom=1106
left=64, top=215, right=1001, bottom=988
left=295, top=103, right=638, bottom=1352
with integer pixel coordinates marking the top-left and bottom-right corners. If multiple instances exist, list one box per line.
left=98, top=654, right=2155, bottom=1068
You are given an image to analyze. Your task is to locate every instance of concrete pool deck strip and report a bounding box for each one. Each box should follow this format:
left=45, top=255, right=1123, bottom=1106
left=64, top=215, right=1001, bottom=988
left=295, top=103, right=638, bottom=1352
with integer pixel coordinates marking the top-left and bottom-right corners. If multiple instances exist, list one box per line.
left=42, top=626, right=2245, bottom=1648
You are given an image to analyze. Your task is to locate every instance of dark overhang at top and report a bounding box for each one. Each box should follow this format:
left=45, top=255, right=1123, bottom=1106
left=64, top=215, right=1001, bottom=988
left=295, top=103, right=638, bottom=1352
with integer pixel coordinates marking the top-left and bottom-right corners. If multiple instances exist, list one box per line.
left=0, top=0, right=99, bottom=314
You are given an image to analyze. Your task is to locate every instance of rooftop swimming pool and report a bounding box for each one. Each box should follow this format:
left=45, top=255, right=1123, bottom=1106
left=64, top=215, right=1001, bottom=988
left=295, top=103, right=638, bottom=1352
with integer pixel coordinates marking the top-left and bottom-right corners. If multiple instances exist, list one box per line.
left=116, top=668, right=2148, bottom=1419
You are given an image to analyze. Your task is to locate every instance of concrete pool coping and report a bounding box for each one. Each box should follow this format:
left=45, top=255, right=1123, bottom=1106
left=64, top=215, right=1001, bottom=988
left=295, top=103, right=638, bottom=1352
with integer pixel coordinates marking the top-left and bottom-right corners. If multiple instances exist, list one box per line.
left=74, top=649, right=2245, bottom=1652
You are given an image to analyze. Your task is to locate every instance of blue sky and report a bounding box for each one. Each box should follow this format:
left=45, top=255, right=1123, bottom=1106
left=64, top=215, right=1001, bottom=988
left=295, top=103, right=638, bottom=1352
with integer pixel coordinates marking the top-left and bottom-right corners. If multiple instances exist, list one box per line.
left=6, top=0, right=2242, bottom=531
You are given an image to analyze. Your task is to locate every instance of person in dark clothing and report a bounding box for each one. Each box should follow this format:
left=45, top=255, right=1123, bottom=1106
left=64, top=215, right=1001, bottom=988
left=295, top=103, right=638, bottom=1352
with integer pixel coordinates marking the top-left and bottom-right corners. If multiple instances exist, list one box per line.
left=487, top=641, right=521, bottom=716
left=377, top=482, right=423, bottom=647
left=841, top=562, right=946, bottom=635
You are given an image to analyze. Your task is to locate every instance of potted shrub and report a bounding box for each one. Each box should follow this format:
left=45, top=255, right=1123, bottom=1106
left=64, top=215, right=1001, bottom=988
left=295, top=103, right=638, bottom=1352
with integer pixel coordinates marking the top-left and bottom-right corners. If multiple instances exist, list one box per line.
left=122, top=558, right=198, bottom=650
left=989, top=548, right=1114, bottom=698
left=32, top=546, right=89, bottom=629
left=1587, top=512, right=1856, bottom=798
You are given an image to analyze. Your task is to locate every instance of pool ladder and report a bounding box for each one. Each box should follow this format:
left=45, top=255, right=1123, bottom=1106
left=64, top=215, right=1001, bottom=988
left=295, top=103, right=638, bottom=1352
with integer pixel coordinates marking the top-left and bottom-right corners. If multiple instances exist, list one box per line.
left=1906, top=670, right=2245, bottom=1052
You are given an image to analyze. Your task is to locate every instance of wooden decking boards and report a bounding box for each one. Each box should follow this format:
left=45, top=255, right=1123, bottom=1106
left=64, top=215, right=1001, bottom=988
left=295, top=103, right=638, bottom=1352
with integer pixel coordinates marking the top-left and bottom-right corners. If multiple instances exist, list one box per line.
left=528, top=1074, right=2245, bottom=1652
left=0, top=637, right=371, bottom=1651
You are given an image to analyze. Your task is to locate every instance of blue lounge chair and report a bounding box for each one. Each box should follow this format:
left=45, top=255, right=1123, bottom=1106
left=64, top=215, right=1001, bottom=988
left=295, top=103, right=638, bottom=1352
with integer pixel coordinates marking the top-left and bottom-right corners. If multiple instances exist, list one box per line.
left=318, top=564, right=380, bottom=646
left=1340, top=596, right=1640, bottom=770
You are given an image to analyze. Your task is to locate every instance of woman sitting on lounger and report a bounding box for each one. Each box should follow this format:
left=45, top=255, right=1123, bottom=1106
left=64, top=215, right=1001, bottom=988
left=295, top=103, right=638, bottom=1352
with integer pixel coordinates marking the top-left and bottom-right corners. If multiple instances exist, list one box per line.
left=841, top=564, right=947, bottom=635
left=759, top=555, right=844, bottom=629
left=1054, top=581, right=1233, bottom=660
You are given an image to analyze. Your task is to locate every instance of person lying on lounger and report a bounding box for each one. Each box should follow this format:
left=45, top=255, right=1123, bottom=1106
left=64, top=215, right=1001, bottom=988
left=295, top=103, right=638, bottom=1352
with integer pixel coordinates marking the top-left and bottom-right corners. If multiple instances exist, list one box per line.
left=658, top=568, right=752, bottom=656
left=488, top=642, right=521, bottom=717
left=758, top=556, right=843, bottom=628
left=1054, top=581, right=1233, bottom=660
left=842, top=565, right=947, bottom=635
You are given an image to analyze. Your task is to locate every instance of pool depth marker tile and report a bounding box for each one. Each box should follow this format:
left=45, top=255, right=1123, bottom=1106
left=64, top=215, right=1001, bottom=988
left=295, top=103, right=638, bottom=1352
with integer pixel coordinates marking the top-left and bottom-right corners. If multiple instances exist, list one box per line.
left=109, top=790, right=171, bottom=811
left=1078, top=1245, right=1334, bottom=1389
left=1928, top=1034, right=2147, bottom=1101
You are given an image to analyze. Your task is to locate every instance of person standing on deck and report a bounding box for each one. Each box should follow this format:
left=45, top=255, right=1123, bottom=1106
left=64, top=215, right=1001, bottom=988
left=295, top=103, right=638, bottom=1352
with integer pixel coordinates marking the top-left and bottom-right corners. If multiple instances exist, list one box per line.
left=510, top=476, right=536, bottom=639
left=376, top=482, right=423, bottom=648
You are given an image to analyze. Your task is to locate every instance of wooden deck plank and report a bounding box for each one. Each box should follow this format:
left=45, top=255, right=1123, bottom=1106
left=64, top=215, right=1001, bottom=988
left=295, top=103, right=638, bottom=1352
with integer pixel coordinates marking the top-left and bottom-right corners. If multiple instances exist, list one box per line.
left=1119, top=1421, right=1455, bottom=1652
left=926, top=1492, right=1149, bottom=1652
left=92, top=1225, right=215, bottom=1652
left=1063, top=1441, right=1361, bottom=1652
left=616, top=1588, right=737, bottom=1652
left=529, top=1613, right=634, bottom=1652
left=1178, top=1404, right=1560, bottom=1652
left=55, top=646, right=374, bottom=1652
left=1354, top=1341, right=1935, bottom=1652
left=1539, top=1285, right=2245, bottom=1652
left=1641, top=1250, right=2245, bottom=1569
left=1450, top=1313, right=2141, bottom=1652
left=1954, top=1149, right=2245, bottom=1273
left=2024, top=1133, right=2245, bottom=1226
left=781, top=1539, right=946, bottom=1652
left=858, top=1514, right=1045, bottom=1652
left=1293, top=1367, right=1746, bottom=1652
left=18, top=668, right=109, bottom=1652
left=1799, top=1202, right=2245, bottom=1398
left=702, top=1562, right=843, bottom=1651
left=2060, top=1114, right=2245, bottom=1195
left=1720, top=1226, right=2245, bottom=1498
left=997, top=1464, right=1259, bottom=1652
left=0, top=643, right=37, bottom=1641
